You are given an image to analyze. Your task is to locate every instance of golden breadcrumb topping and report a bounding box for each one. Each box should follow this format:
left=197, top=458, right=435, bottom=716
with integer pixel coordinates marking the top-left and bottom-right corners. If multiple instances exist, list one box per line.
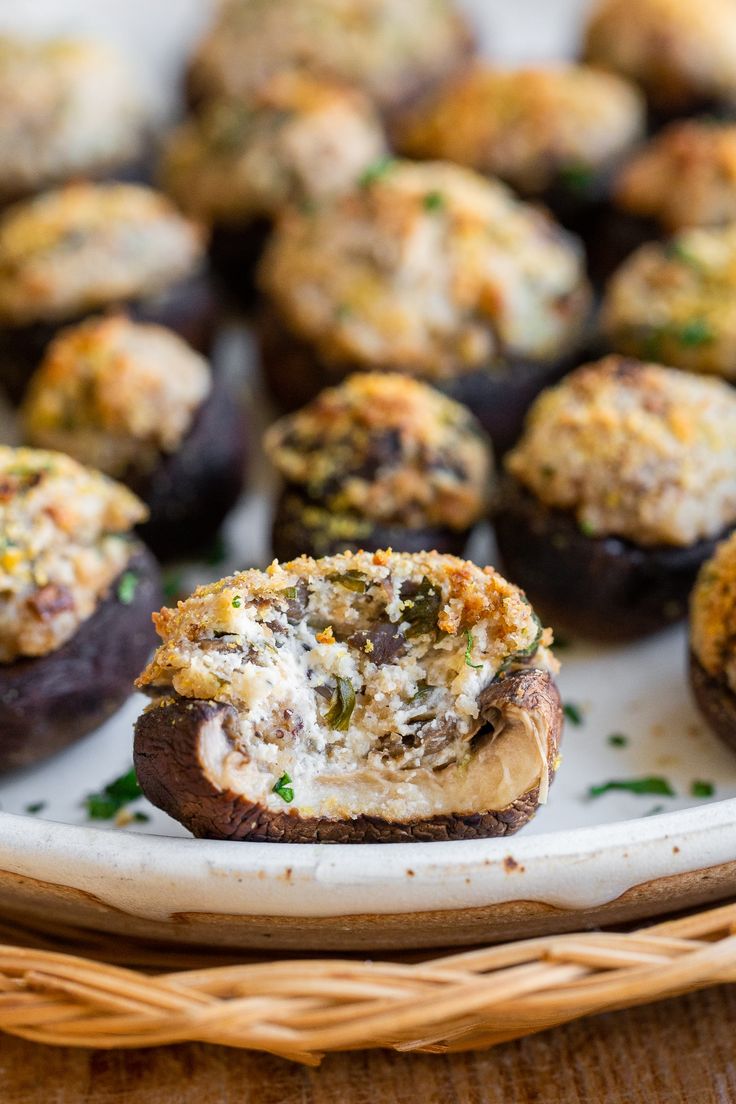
left=0, top=446, right=147, bottom=662
left=188, top=0, right=471, bottom=109
left=0, top=36, right=143, bottom=202
left=161, top=73, right=386, bottom=223
left=615, top=121, right=736, bottom=231
left=259, top=160, right=590, bottom=379
left=0, top=183, right=206, bottom=326
left=602, top=222, right=736, bottom=379
left=396, top=63, right=644, bottom=195
left=137, top=549, right=554, bottom=706
left=584, top=0, right=736, bottom=109
left=506, top=356, right=736, bottom=547
left=691, top=531, right=736, bottom=693
left=264, top=373, right=491, bottom=530
left=22, top=315, right=212, bottom=478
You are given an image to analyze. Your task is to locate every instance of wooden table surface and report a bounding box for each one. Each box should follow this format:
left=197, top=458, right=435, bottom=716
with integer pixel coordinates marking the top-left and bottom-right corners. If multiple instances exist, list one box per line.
left=2, top=985, right=734, bottom=1104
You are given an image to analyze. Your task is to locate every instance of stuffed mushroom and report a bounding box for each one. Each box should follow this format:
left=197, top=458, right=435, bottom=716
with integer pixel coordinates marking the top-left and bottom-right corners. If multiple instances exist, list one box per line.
left=0, top=446, right=161, bottom=772
left=20, top=315, right=248, bottom=561
left=0, top=35, right=145, bottom=205
left=160, top=73, right=387, bottom=305
left=264, top=373, right=493, bottom=561
left=495, top=356, right=736, bottom=641
left=583, top=0, right=736, bottom=126
left=690, top=531, right=736, bottom=753
left=257, top=159, right=591, bottom=453
left=602, top=222, right=736, bottom=382
left=134, top=549, right=562, bottom=843
left=185, top=0, right=474, bottom=125
left=393, top=63, right=645, bottom=250
left=0, top=182, right=213, bottom=402
left=593, top=120, right=736, bottom=280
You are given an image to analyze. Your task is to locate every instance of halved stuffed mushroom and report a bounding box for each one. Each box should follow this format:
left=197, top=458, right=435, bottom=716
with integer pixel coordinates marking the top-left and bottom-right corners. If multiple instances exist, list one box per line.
left=690, top=531, right=736, bottom=752
left=264, top=373, right=493, bottom=561
left=160, top=73, right=387, bottom=305
left=134, top=550, right=562, bottom=842
left=20, top=315, right=248, bottom=561
left=0, top=446, right=161, bottom=772
left=257, top=159, right=591, bottom=453
left=495, top=356, right=736, bottom=641
left=0, top=182, right=213, bottom=402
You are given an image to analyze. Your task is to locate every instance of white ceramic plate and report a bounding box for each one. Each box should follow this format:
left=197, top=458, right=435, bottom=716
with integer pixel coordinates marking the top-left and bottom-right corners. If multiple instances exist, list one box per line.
left=2, top=0, right=736, bottom=952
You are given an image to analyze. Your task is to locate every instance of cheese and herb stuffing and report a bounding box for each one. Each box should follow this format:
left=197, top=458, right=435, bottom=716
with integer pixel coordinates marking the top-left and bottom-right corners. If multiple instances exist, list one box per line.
left=258, top=160, right=591, bottom=380
left=0, top=36, right=143, bottom=202
left=614, top=121, right=736, bottom=232
left=506, top=356, right=736, bottom=547
left=0, top=446, right=147, bottom=662
left=161, top=73, right=387, bottom=224
left=264, top=373, right=492, bottom=530
left=584, top=0, right=736, bottom=111
left=22, top=315, right=212, bottom=478
left=395, top=64, right=644, bottom=196
left=134, top=550, right=561, bottom=836
left=691, top=532, right=736, bottom=696
left=188, top=0, right=471, bottom=111
left=602, top=223, right=736, bottom=379
left=0, top=183, right=206, bottom=326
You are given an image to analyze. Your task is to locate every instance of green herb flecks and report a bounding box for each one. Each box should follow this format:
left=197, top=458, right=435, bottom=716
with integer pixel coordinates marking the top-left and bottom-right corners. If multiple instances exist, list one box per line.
left=464, top=630, right=483, bottom=670
left=588, top=776, right=675, bottom=799
left=423, top=190, right=445, bottom=212
left=691, top=779, right=715, bottom=798
left=272, top=772, right=294, bottom=803
left=132, top=811, right=150, bottom=823
left=328, top=570, right=367, bottom=594
left=83, top=768, right=142, bottom=820
left=411, top=680, right=431, bottom=701
left=117, top=571, right=139, bottom=605
left=24, top=801, right=46, bottom=815
left=678, top=318, right=713, bottom=347
left=323, top=677, right=357, bottom=731
left=401, top=577, right=442, bottom=640
left=607, top=733, right=629, bottom=748
left=665, top=239, right=701, bottom=267
left=358, top=156, right=395, bottom=188
left=564, top=702, right=584, bottom=726
left=559, top=162, right=595, bottom=194
left=232, top=595, right=243, bottom=608
left=283, top=586, right=298, bottom=600
left=578, top=518, right=596, bottom=538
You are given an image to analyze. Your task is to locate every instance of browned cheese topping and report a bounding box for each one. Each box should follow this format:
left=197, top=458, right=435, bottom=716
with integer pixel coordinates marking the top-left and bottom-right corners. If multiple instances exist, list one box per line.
left=602, top=222, right=736, bottom=380
left=264, top=373, right=492, bottom=530
left=0, top=183, right=206, bottom=326
left=22, top=315, right=212, bottom=478
left=691, top=531, right=736, bottom=694
left=396, top=63, right=644, bottom=195
left=259, top=160, right=590, bottom=379
left=0, top=447, right=146, bottom=662
left=506, top=356, right=736, bottom=547
left=584, top=0, right=736, bottom=110
left=161, top=73, right=387, bottom=224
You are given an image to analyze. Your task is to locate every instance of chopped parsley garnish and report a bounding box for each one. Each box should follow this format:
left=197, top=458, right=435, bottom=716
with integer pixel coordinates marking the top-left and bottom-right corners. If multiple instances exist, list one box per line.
left=607, top=733, right=629, bottom=748
left=24, top=801, right=46, bottom=815
left=665, top=239, right=700, bottom=267
left=588, top=776, right=675, bottom=799
left=132, top=811, right=150, bottom=823
left=284, top=586, right=298, bottom=599
left=323, top=677, right=356, bottom=731
left=578, top=518, right=596, bottom=538
left=272, top=772, right=294, bottom=803
left=358, top=156, right=395, bottom=188
left=563, top=702, right=584, bottom=726
left=117, top=571, right=139, bottom=605
left=691, top=779, right=715, bottom=798
left=83, top=767, right=142, bottom=820
left=678, top=318, right=713, bottom=347
left=559, top=163, right=595, bottom=193
left=402, top=577, right=442, bottom=639
left=411, top=680, right=431, bottom=701
left=464, top=630, right=483, bottom=669
left=423, top=190, right=445, bottom=211
left=328, top=570, right=367, bottom=594
left=232, top=595, right=243, bottom=608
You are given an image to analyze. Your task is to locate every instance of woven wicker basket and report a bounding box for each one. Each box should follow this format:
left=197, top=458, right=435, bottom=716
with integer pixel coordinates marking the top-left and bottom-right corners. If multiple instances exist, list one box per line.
left=0, top=900, right=734, bottom=1063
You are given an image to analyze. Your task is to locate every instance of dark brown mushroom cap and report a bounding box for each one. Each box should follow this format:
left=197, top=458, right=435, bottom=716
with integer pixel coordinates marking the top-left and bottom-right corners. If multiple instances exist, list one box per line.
left=689, top=650, right=736, bottom=754
left=134, top=668, right=562, bottom=843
